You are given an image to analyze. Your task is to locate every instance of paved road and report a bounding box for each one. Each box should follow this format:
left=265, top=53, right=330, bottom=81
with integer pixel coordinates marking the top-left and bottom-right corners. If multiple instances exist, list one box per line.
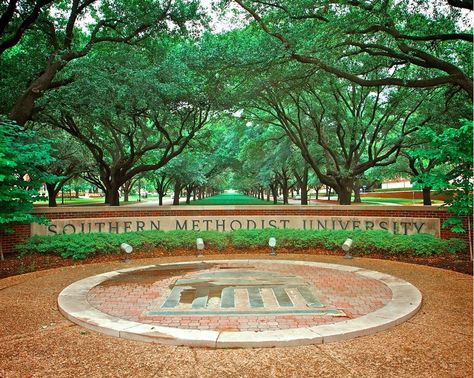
left=126, top=196, right=185, bottom=206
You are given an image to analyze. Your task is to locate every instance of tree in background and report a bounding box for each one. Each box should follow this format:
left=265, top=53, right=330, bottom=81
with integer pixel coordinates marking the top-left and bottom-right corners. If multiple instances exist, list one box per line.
left=33, top=127, right=91, bottom=207
left=410, top=119, right=473, bottom=233
left=250, top=74, right=429, bottom=204
left=0, top=119, right=54, bottom=259
left=1, top=0, right=203, bottom=125
left=41, top=40, right=215, bottom=206
left=151, top=169, right=173, bottom=206
left=234, top=0, right=473, bottom=100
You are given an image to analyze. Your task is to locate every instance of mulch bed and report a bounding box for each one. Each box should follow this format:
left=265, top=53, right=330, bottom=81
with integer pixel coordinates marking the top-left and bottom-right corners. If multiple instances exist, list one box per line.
left=1, top=248, right=472, bottom=279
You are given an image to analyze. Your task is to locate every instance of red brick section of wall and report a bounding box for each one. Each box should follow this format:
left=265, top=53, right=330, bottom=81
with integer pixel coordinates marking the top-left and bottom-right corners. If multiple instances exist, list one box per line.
left=361, top=191, right=451, bottom=201
left=1, top=223, right=31, bottom=255
left=1, top=205, right=471, bottom=255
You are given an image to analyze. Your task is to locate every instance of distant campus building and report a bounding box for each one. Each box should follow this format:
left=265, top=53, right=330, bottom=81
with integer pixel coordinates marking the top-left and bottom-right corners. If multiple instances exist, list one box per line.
left=381, top=177, right=412, bottom=190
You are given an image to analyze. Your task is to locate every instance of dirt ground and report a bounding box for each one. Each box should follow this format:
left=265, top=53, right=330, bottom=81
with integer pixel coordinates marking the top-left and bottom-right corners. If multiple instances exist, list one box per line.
left=0, top=253, right=472, bottom=378
left=1, top=247, right=472, bottom=280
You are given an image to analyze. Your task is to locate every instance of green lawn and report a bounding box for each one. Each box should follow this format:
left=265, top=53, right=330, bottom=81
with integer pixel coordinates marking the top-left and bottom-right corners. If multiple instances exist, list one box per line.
left=34, top=197, right=105, bottom=206
left=34, top=194, right=159, bottom=206
left=188, top=192, right=278, bottom=205
left=360, top=197, right=444, bottom=205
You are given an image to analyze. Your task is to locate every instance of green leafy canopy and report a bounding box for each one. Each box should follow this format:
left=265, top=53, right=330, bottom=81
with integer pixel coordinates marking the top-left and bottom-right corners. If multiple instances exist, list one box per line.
left=0, top=119, right=55, bottom=227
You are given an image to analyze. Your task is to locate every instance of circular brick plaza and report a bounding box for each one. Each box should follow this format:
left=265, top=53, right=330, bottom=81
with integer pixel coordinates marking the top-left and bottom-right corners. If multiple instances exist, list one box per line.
left=58, top=259, right=422, bottom=348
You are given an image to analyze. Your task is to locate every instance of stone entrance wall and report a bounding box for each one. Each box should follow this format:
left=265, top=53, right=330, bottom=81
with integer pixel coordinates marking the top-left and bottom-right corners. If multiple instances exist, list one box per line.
left=1, top=205, right=470, bottom=254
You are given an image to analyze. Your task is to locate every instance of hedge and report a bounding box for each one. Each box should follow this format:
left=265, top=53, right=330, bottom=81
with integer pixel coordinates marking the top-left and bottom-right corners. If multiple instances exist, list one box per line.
left=229, top=229, right=466, bottom=256
left=15, top=229, right=467, bottom=260
left=16, top=230, right=228, bottom=260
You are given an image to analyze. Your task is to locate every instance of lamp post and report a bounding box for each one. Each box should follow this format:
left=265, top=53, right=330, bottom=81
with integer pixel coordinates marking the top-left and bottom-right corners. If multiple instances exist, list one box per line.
left=196, top=238, right=204, bottom=257
left=342, top=238, right=353, bottom=259
left=269, top=237, right=277, bottom=256
left=120, top=243, right=133, bottom=263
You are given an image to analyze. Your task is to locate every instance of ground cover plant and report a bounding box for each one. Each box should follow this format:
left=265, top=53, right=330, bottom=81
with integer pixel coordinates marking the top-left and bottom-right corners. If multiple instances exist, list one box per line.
left=16, top=229, right=466, bottom=260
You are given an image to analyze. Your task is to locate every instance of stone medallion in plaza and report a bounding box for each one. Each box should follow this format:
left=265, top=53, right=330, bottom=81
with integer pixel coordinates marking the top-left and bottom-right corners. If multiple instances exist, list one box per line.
left=59, top=260, right=422, bottom=347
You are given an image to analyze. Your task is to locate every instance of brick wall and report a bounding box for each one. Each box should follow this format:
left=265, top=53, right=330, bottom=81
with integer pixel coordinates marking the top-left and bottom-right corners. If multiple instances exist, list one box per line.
left=1, top=205, right=471, bottom=255
left=1, top=223, right=31, bottom=255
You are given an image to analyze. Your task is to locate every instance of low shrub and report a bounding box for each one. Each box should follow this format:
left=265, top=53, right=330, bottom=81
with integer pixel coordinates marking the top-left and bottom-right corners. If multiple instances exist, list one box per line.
left=16, top=230, right=227, bottom=260
left=230, top=229, right=467, bottom=257
left=16, top=228, right=467, bottom=260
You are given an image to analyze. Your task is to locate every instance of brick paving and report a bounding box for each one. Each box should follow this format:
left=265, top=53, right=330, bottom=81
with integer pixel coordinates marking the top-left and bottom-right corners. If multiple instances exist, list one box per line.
left=1, top=255, right=471, bottom=377
left=87, top=262, right=392, bottom=332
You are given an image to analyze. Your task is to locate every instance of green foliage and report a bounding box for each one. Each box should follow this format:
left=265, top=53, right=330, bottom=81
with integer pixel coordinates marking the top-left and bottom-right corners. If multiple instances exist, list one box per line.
left=0, top=119, right=55, bottom=228
left=16, top=229, right=467, bottom=260
left=229, top=229, right=466, bottom=256
left=409, top=119, right=473, bottom=232
left=159, top=231, right=227, bottom=251
left=17, top=230, right=228, bottom=260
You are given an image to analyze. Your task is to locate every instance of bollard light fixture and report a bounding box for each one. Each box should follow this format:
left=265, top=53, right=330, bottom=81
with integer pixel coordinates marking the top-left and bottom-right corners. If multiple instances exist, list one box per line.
left=196, top=238, right=205, bottom=257
left=342, top=238, right=353, bottom=259
left=120, top=243, right=133, bottom=263
left=269, top=237, right=277, bottom=256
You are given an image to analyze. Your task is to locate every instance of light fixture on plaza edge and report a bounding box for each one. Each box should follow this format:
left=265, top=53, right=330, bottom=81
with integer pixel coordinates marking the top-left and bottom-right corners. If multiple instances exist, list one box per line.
left=342, top=238, right=353, bottom=260
left=196, top=238, right=205, bottom=257
left=269, top=237, right=277, bottom=256
left=120, top=243, right=133, bottom=263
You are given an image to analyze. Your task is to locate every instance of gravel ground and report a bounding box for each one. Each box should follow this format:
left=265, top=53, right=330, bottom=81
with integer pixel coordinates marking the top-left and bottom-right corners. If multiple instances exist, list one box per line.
left=0, top=254, right=472, bottom=378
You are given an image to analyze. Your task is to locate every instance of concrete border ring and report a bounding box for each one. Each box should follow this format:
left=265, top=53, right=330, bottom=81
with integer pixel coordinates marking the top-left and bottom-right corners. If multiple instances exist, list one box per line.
left=58, top=259, right=422, bottom=348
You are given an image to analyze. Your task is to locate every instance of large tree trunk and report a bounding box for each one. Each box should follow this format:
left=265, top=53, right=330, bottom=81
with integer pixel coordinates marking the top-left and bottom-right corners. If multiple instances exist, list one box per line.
left=282, top=182, right=289, bottom=204
left=101, top=173, right=122, bottom=206
left=300, top=166, right=309, bottom=205
left=338, top=189, right=352, bottom=205
left=46, top=183, right=59, bottom=207
left=173, top=182, right=182, bottom=206
left=123, top=180, right=133, bottom=202
left=155, top=176, right=171, bottom=206
left=353, top=185, right=361, bottom=203
left=107, top=189, right=120, bottom=206
left=336, top=178, right=354, bottom=205
left=185, top=185, right=194, bottom=204
left=301, top=186, right=308, bottom=205
left=158, top=191, right=164, bottom=206
left=270, top=183, right=278, bottom=204
left=9, top=60, right=61, bottom=125
left=423, top=187, right=432, bottom=206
